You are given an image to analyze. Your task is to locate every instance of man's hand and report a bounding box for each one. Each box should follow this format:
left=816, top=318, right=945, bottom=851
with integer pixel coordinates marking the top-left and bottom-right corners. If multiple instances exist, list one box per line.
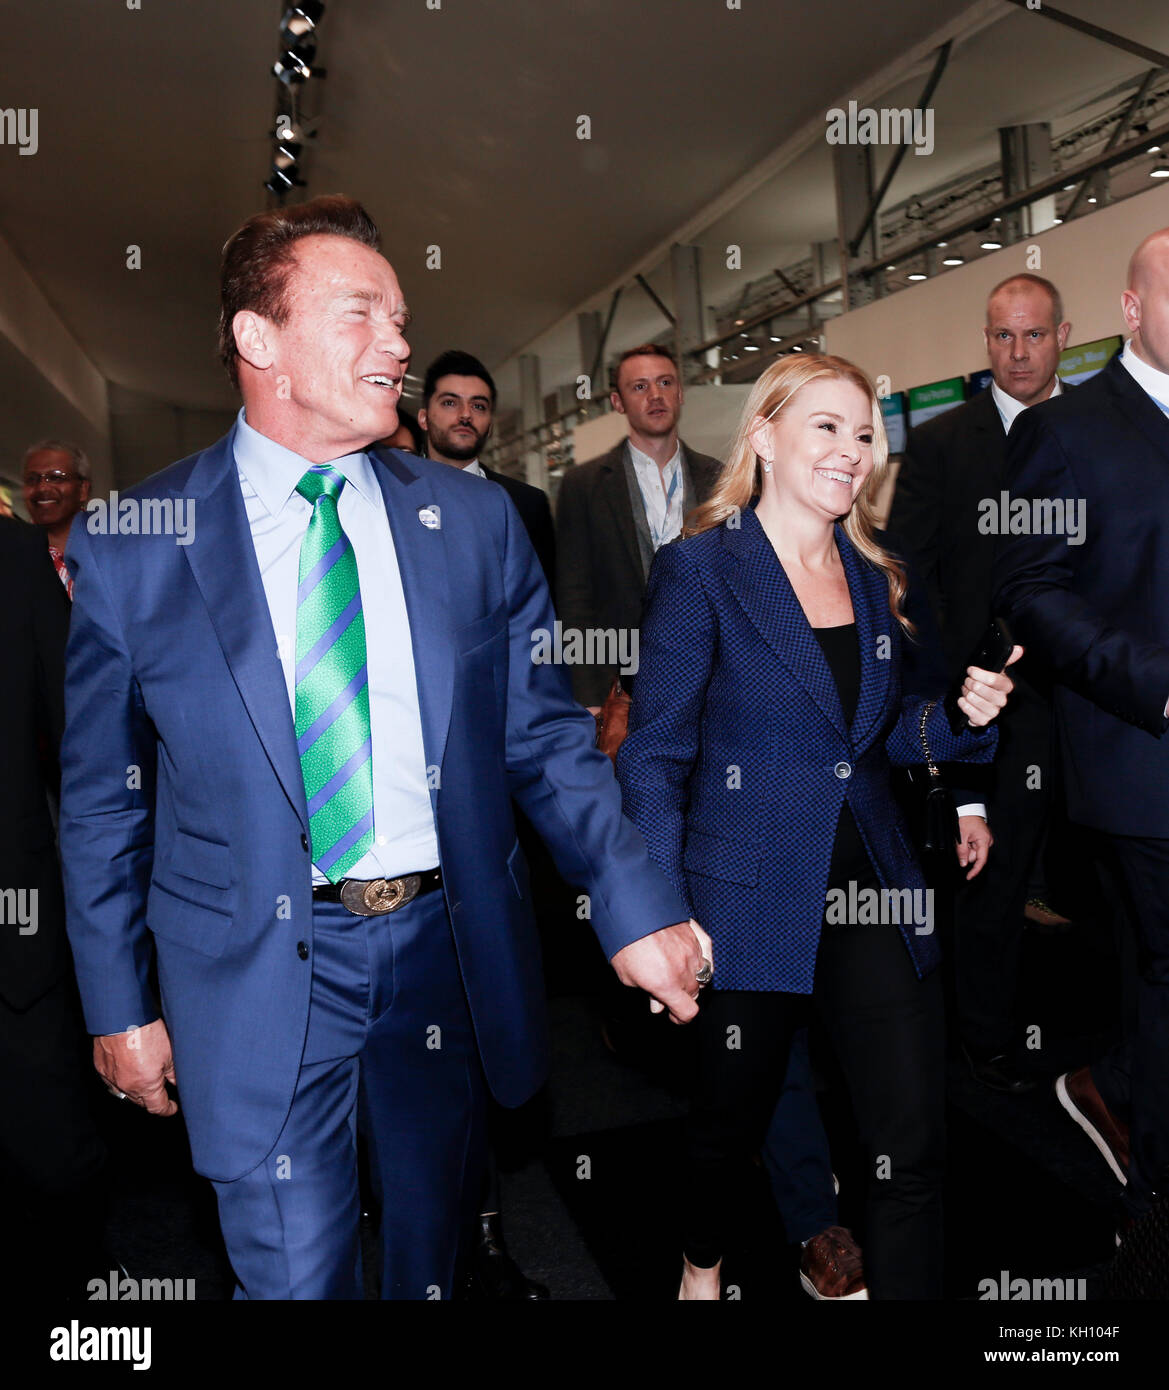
left=611, top=918, right=712, bottom=1024
left=958, top=645, right=1023, bottom=727
left=93, top=1018, right=179, bottom=1116
left=956, top=814, right=993, bottom=880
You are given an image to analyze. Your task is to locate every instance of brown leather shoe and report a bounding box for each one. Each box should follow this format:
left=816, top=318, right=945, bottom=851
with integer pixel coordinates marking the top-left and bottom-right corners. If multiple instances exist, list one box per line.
left=1024, top=898, right=1073, bottom=932
left=1056, top=1067, right=1129, bottom=1185
left=799, top=1226, right=869, bottom=1300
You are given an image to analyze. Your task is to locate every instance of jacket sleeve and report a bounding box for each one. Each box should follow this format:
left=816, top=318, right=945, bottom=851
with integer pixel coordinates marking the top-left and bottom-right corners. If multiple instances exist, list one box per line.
left=553, top=467, right=607, bottom=705
left=496, top=491, right=686, bottom=958
left=994, top=408, right=1169, bottom=735
left=615, top=541, right=715, bottom=919
left=58, top=522, right=160, bottom=1035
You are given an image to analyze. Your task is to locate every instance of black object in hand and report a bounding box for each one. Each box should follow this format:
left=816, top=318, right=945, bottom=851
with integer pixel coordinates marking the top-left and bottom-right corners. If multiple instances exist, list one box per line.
left=945, top=616, right=1014, bottom=735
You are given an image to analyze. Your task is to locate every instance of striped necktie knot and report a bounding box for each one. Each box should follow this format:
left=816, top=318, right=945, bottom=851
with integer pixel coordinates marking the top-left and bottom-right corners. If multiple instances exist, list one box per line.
left=296, top=464, right=346, bottom=506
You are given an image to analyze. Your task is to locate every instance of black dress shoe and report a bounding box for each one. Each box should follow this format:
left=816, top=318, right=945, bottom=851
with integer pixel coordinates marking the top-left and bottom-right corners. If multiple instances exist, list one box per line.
left=469, top=1213, right=550, bottom=1300
left=961, top=1045, right=1037, bottom=1094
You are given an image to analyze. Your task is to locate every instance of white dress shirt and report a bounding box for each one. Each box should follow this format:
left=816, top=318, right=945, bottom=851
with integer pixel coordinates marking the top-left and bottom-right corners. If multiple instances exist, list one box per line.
left=1120, top=338, right=1169, bottom=415
left=461, top=458, right=486, bottom=479
left=989, top=375, right=1062, bottom=434
left=233, top=408, right=440, bottom=883
left=629, top=440, right=684, bottom=550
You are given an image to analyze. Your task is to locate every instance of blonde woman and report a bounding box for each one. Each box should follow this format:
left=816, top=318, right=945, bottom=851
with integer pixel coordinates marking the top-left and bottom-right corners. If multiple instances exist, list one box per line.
left=616, top=354, right=1018, bottom=1299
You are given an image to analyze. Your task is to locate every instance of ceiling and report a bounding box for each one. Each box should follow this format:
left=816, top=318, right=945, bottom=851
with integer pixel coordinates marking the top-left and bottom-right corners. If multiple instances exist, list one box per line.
left=3, top=0, right=1167, bottom=423
left=3, top=0, right=974, bottom=413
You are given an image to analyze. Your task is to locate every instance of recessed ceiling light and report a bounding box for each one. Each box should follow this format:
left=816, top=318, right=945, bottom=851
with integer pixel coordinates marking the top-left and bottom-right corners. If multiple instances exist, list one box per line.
left=1149, top=145, right=1162, bottom=154
left=935, top=241, right=947, bottom=248
left=769, top=335, right=782, bottom=343
left=980, top=240, right=1003, bottom=250
left=908, top=272, right=927, bottom=281
left=942, top=256, right=964, bottom=266
left=1063, top=182, right=1076, bottom=191
left=743, top=344, right=760, bottom=352
left=1152, top=165, right=1169, bottom=178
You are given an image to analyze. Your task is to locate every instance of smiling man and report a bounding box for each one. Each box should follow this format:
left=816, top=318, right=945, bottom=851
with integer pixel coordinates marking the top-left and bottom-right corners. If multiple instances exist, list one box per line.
left=58, top=195, right=707, bottom=1300
left=22, top=440, right=92, bottom=594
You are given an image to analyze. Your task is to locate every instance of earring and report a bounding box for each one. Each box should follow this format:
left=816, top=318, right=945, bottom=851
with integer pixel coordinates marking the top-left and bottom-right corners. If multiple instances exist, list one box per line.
left=762, top=458, right=773, bottom=473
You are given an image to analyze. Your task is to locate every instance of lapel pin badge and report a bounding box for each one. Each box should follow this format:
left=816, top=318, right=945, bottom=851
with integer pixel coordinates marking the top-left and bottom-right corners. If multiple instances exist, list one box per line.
left=417, top=504, right=442, bottom=530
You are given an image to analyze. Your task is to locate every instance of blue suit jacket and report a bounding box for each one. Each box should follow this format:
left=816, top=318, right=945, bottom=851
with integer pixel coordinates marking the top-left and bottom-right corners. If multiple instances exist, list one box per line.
left=59, top=426, right=684, bottom=1182
left=616, top=505, right=996, bottom=993
left=995, top=353, right=1169, bottom=837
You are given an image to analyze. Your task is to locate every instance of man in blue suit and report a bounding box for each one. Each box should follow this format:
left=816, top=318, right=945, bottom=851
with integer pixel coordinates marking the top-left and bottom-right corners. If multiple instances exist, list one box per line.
left=59, top=195, right=707, bottom=1299
left=996, top=227, right=1169, bottom=1231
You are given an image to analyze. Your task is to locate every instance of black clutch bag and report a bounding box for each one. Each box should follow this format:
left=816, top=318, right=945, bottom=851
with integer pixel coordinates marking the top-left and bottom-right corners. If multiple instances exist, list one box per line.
left=918, top=699, right=960, bottom=856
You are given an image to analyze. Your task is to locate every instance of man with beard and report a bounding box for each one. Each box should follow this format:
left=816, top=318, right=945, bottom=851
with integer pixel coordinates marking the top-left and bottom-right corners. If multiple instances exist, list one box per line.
left=419, top=350, right=555, bottom=592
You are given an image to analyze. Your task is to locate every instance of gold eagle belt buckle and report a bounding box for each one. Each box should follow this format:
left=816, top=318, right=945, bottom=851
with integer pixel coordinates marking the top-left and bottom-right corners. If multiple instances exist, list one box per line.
left=339, top=875, right=422, bottom=917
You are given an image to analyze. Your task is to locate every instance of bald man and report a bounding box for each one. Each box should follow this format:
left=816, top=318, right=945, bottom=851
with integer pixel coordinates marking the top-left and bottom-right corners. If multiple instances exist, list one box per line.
left=996, top=229, right=1169, bottom=1238
left=889, top=273, right=1071, bottom=1095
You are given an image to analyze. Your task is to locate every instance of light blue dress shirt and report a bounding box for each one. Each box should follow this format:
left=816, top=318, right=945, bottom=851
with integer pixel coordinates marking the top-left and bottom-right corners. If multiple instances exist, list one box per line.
left=233, top=408, right=440, bottom=883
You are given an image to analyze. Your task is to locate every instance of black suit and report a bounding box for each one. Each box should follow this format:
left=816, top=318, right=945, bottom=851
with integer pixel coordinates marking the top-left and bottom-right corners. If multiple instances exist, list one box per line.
left=889, top=385, right=1059, bottom=1057
left=482, top=464, right=556, bottom=597
left=0, top=517, right=105, bottom=1298
left=555, top=438, right=721, bottom=705
left=995, top=352, right=1169, bottom=1214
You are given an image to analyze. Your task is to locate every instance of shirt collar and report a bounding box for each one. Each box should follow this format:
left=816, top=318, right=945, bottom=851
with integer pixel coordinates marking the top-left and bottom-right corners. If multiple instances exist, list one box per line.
left=233, top=407, right=380, bottom=515
left=628, top=438, right=682, bottom=474
left=1121, top=339, right=1169, bottom=410
left=989, top=375, right=1062, bottom=434
left=461, top=458, right=485, bottom=479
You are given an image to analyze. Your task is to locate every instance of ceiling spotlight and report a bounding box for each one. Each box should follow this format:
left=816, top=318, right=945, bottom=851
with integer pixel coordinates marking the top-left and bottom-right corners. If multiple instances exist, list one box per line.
left=936, top=241, right=947, bottom=248
left=265, top=165, right=304, bottom=195
left=734, top=318, right=744, bottom=326
left=769, top=335, right=782, bottom=342
left=740, top=331, right=749, bottom=338
left=1151, top=164, right=1169, bottom=178
left=791, top=344, right=803, bottom=352
left=274, top=40, right=318, bottom=84
left=942, top=256, right=964, bottom=266
left=885, top=264, right=896, bottom=272
left=1149, top=145, right=1162, bottom=154
left=908, top=272, right=927, bottom=281
left=1087, top=195, right=1097, bottom=203
left=1063, top=182, right=1076, bottom=191
left=743, top=343, right=760, bottom=352
left=980, top=239, right=1002, bottom=250
left=1052, top=217, right=1064, bottom=224
left=273, top=141, right=301, bottom=173
left=281, top=3, right=325, bottom=43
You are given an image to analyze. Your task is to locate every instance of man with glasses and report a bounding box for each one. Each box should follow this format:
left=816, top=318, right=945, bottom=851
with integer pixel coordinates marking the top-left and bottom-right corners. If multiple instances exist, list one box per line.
left=22, top=441, right=92, bottom=598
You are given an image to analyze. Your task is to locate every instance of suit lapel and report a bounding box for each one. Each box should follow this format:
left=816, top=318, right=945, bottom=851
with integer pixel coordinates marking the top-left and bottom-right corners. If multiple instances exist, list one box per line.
left=838, top=529, right=894, bottom=754
left=722, top=508, right=847, bottom=738
left=1104, top=353, right=1169, bottom=470
left=721, top=510, right=893, bottom=748
left=599, top=443, right=647, bottom=583
left=181, top=431, right=309, bottom=832
left=369, top=448, right=455, bottom=779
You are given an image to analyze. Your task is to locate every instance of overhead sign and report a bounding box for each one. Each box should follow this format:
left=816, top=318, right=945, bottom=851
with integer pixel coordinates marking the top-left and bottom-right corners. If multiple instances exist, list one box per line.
left=908, top=377, right=965, bottom=430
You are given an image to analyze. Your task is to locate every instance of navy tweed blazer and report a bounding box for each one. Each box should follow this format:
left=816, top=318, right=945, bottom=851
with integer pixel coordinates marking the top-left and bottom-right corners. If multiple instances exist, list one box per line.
left=616, top=503, right=997, bottom=993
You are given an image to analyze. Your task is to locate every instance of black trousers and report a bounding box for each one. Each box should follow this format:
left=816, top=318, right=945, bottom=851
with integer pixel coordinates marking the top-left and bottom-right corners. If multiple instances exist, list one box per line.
left=684, top=917, right=945, bottom=1299
left=0, top=973, right=107, bottom=1299
left=1087, top=835, right=1169, bottom=1217
left=952, top=682, right=1054, bottom=1054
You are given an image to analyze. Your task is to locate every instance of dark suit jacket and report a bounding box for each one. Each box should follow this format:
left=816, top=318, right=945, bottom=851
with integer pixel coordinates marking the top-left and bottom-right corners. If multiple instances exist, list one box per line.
left=555, top=438, right=721, bottom=704
left=888, top=385, right=1012, bottom=685
left=0, top=516, right=72, bottom=1009
left=482, top=464, right=556, bottom=597
left=616, top=506, right=995, bottom=993
left=995, top=353, right=1169, bottom=838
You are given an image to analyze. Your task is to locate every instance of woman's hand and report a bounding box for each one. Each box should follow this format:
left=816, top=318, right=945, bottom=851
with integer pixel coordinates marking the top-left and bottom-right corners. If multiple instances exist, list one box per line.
left=956, top=815, right=993, bottom=879
left=957, top=645, right=1023, bottom=728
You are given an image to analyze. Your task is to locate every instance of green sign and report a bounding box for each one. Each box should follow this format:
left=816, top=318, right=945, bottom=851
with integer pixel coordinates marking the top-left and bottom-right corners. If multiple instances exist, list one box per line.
left=908, top=377, right=965, bottom=428
left=1058, top=335, right=1121, bottom=384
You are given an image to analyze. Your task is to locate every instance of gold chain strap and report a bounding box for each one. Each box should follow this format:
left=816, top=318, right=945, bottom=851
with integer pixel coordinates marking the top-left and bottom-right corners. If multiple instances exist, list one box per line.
left=918, top=699, right=939, bottom=777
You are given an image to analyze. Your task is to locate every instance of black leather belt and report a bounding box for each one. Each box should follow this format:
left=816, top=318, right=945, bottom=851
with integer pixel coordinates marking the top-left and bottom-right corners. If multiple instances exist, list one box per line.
left=312, top=867, right=443, bottom=916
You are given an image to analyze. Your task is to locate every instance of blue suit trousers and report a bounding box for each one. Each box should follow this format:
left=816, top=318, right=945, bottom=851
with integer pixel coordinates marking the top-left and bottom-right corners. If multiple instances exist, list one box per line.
left=211, top=890, right=487, bottom=1299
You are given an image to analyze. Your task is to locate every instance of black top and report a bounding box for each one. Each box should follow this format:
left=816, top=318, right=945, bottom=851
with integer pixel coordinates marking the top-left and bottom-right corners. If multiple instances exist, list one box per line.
left=812, top=623, right=878, bottom=891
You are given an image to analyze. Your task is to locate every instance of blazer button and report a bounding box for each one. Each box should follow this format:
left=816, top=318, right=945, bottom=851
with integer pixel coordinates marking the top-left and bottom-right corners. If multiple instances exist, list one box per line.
left=300, top=832, right=309, bottom=852
left=834, top=761, right=852, bottom=779
left=297, top=941, right=309, bottom=960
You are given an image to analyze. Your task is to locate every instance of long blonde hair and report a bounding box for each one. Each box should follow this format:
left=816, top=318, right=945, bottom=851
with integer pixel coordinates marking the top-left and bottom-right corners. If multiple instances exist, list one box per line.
left=684, top=353, right=914, bottom=634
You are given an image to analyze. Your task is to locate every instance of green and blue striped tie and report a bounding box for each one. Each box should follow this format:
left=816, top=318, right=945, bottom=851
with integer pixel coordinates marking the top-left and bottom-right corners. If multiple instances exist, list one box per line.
left=294, top=464, right=374, bottom=882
